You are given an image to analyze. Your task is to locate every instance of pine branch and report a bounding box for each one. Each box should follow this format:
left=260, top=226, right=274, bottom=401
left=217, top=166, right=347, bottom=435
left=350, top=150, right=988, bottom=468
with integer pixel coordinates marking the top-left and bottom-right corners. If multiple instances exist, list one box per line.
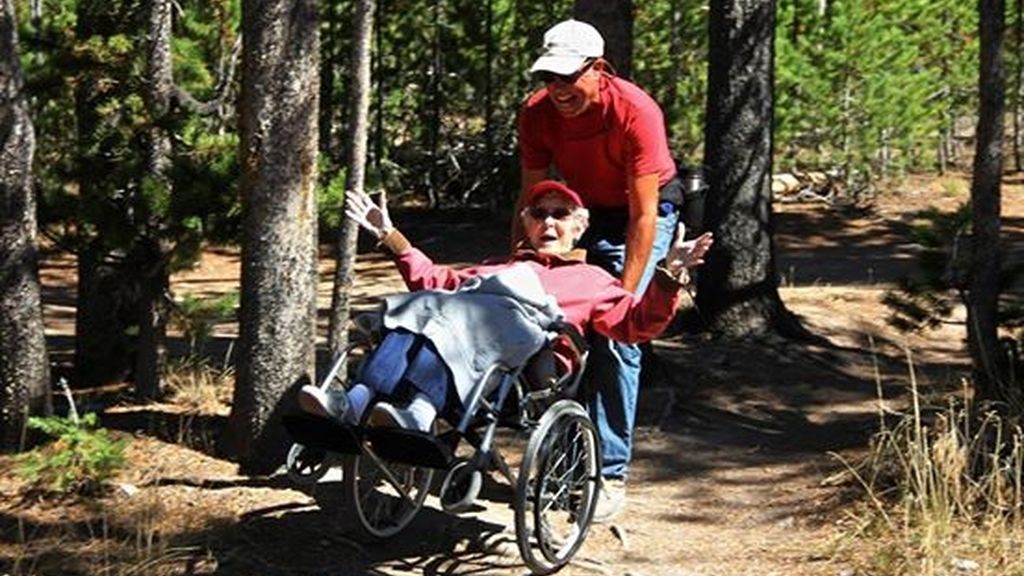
left=171, top=34, right=242, bottom=118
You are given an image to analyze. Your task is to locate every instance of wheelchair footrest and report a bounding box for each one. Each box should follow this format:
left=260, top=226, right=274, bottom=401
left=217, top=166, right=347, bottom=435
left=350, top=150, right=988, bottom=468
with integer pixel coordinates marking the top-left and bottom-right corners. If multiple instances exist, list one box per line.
left=282, top=413, right=362, bottom=455
left=365, top=428, right=456, bottom=469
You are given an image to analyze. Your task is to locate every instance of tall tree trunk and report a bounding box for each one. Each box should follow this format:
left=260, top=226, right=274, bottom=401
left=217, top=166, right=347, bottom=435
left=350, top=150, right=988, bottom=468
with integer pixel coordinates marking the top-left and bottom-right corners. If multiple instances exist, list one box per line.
left=136, top=0, right=175, bottom=401
left=1015, top=0, right=1022, bottom=171
left=968, top=0, right=1006, bottom=401
left=485, top=0, right=496, bottom=212
left=425, top=0, right=442, bottom=207
left=665, top=0, right=682, bottom=126
left=574, top=0, right=634, bottom=79
left=74, top=250, right=131, bottom=387
left=133, top=243, right=169, bottom=402
left=1, top=0, right=51, bottom=451
left=328, top=0, right=375, bottom=359
left=697, top=0, right=804, bottom=339
left=73, top=3, right=133, bottom=388
left=222, top=0, right=319, bottom=474
left=318, top=2, right=337, bottom=159
left=373, top=0, right=384, bottom=172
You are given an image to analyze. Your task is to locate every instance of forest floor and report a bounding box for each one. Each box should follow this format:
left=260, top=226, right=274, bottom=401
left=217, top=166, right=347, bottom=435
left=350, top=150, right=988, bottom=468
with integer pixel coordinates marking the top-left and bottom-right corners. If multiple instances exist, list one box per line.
left=2, top=173, right=1023, bottom=576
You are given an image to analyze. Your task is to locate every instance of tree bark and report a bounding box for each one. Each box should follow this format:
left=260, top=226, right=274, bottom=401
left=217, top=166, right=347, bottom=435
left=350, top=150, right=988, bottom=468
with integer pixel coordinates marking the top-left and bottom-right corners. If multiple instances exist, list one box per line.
left=968, top=0, right=1006, bottom=401
left=697, top=0, right=804, bottom=339
left=1015, top=0, right=1022, bottom=171
left=318, top=1, right=338, bottom=160
left=485, top=0, right=496, bottom=212
left=574, top=0, right=634, bottom=79
left=1, top=0, right=51, bottom=451
left=328, top=0, right=375, bottom=359
left=665, top=0, right=682, bottom=124
left=221, top=0, right=320, bottom=474
left=135, top=0, right=176, bottom=401
left=373, top=0, right=384, bottom=172
left=425, top=0, right=442, bottom=207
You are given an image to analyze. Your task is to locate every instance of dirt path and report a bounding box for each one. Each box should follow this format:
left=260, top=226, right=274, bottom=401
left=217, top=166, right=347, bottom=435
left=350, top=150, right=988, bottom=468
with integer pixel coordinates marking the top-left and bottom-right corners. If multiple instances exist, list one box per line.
left=5, top=176, right=1022, bottom=575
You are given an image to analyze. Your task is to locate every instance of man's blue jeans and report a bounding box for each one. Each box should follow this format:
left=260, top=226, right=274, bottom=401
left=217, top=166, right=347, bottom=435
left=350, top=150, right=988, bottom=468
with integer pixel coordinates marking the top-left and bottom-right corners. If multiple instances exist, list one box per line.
left=580, top=208, right=678, bottom=479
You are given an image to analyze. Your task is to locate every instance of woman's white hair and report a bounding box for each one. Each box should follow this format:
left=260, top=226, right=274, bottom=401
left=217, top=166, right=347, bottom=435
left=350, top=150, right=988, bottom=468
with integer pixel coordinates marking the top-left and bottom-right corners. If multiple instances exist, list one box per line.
left=572, top=206, right=590, bottom=235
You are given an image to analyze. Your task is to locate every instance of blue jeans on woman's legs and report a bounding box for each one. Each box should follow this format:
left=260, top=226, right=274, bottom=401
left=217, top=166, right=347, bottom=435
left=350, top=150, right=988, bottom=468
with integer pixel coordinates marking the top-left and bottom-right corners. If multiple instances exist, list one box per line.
left=359, top=329, right=451, bottom=410
left=581, top=210, right=677, bottom=479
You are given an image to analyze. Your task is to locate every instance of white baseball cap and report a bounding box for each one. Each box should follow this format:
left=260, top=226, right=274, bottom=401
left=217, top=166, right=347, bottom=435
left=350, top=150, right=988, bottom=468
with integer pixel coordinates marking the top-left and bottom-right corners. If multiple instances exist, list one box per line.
left=530, top=19, right=604, bottom=76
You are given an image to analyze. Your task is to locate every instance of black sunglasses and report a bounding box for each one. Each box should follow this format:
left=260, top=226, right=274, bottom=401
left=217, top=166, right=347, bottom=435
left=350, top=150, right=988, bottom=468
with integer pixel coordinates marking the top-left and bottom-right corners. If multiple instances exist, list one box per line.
left=526, top=206, right=574, bottom=221
left=535, top=59, right=596, bottom=85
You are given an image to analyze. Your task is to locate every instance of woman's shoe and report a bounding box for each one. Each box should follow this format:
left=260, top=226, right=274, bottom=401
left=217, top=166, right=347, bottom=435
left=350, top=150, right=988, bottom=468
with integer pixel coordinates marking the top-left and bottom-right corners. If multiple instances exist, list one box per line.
left=298, top=385, right=351, bottom=423
left=367, top=402, right=430, bottom=432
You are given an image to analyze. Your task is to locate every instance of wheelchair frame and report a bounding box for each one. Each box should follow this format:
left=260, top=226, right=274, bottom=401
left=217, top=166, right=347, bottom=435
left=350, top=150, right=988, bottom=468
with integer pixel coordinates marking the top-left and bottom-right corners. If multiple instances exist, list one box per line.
left=283, top=317, right=601, bottom=575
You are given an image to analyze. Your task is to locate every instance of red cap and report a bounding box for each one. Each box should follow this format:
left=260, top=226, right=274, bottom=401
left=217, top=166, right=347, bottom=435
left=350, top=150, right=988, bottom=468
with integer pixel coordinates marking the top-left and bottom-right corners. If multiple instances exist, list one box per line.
left=525, top=180, right=584, bottom=207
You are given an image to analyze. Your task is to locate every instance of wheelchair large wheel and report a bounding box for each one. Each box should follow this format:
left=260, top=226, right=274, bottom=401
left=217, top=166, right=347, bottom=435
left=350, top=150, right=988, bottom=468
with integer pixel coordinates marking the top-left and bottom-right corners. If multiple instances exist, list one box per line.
left=514, top=400, right=600, bottom=575
left=342, top=452, right=435, bottom=540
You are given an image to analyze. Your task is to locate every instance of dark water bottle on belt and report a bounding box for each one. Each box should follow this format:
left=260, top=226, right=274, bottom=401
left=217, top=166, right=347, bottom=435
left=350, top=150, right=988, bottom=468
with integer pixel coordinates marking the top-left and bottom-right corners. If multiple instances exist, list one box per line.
left=679, top=164, right=706, bottom=239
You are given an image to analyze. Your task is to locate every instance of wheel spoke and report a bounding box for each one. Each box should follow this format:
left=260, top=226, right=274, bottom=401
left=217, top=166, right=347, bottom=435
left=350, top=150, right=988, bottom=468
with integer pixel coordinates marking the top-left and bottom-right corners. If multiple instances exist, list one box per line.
left=363, top=446, right=419, bottom=508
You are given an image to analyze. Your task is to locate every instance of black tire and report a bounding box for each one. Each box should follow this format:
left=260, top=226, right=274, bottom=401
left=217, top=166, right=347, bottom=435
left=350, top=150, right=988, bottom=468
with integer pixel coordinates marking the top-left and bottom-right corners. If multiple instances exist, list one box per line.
left=286, top=443, right=332, bottom=485
left=440, top=459, right=483, bottom=513
left=514, top=400, right=600, bottom=574
left=342, top=451, right=434, bottom=540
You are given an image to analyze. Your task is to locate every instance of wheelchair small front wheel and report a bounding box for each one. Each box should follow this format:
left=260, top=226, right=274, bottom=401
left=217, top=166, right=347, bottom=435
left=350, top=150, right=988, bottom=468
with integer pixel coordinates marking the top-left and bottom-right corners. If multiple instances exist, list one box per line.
left=286, top=443, right=332, bottom=485
left=440, top=460, right=483, bottom=513
left=514, top=400, right=600, bottom=575
left=342, top=453, right=434, bottom=540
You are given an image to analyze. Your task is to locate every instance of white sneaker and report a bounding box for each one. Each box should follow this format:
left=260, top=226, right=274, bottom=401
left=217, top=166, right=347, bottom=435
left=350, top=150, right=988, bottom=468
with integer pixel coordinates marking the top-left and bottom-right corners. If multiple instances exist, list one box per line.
left=592, top=477, right=626, bottom=523
left=367, top=402, right=430, bottom=432
left=298, top=385, right=351, bottom=423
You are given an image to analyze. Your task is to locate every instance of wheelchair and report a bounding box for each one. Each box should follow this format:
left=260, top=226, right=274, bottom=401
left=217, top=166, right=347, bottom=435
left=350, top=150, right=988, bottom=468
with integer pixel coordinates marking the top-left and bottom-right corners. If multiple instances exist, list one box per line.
left=282, top=312, right=601, bottom=575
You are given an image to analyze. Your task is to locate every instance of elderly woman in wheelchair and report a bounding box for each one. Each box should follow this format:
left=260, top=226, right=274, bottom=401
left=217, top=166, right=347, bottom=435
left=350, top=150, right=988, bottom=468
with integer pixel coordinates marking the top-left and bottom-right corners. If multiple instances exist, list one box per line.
left=283, top=180, right=712, bottom=574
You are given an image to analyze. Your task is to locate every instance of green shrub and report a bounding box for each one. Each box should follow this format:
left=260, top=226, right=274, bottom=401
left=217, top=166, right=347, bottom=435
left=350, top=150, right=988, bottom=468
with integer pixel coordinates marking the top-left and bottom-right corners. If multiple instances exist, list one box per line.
left=17, top=413, right=127, bottom=497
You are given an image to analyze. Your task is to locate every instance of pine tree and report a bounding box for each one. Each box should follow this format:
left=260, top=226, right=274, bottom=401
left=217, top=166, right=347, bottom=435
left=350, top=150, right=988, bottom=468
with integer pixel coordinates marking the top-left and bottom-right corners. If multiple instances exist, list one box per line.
left=1, top=0, right=51, bottom=451
left=328, top=0, right=375, bottom=358
left=699, top=0, right=805, bottom=338
left=969, top=0, right=1007, bottom=401
left=221, top=0, right=320, bottom=474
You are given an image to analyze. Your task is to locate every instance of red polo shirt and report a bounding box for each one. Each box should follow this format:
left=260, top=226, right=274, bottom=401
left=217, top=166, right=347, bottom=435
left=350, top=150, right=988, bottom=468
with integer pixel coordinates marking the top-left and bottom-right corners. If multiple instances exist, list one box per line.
left=519, top=74, right=677, bottom=209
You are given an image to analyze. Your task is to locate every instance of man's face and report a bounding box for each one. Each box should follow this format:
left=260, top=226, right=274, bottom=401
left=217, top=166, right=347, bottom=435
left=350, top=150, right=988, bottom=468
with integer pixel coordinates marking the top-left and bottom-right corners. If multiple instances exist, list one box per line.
left=522, top=192, right=583, bottom=254
left=539, top=60, right=601, bottom=118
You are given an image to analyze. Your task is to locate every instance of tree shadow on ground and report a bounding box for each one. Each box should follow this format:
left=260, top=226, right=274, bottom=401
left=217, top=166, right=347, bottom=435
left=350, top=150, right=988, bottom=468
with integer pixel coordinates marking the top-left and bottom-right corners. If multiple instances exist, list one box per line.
left=625, top=315, right=969, bottom=528
left=775, top=205, right=1024, bottom=288
left=200, top=499, right=524, bottom=576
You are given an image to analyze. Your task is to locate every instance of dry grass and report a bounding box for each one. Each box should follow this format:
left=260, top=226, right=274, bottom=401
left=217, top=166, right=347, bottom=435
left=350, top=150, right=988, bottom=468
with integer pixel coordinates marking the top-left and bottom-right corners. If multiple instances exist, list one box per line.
left=833, top=348, right=1024, bottom=576
left=162, top=358, right=233, bottom=414
left=4, top=480, right=206, bottom=576
left=2, top=359, right=237, bottom=576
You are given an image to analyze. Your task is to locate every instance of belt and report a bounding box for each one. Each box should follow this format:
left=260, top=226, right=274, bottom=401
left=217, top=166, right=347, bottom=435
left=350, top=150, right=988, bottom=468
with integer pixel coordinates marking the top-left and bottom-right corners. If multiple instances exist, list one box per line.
left=588, top=203, right=676, bottom=222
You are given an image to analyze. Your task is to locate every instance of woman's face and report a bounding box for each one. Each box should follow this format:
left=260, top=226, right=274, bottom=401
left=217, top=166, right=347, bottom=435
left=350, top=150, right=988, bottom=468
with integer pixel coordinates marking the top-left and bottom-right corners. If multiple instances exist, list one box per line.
left=543, top=61, right=601, bottom=118
left=522, top=192, right=586, bottom=254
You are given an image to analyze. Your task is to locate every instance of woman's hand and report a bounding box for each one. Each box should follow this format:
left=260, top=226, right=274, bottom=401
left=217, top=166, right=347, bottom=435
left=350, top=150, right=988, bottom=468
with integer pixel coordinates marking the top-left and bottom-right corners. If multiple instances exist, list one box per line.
left=345, top=189, right=393, bottom=240
left=664, top=223, right=714, bottom=282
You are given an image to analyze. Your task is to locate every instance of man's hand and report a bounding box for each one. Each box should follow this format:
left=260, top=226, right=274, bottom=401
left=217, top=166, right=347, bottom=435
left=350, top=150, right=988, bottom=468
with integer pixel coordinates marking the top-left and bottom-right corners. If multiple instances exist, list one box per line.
left=345, top=189, right=393, bottom=240
left=664, top=223, right=713, bottom=281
